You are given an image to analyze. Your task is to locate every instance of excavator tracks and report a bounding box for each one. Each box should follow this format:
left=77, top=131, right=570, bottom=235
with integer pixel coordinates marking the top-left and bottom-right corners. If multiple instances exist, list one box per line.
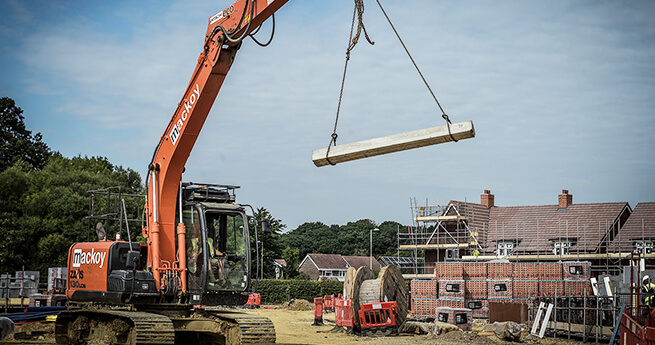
left=52, top=306, right=275, bottom=345
left=208, top=310, right=276, bottom=345
left=55, top=309, right=175, bottom=344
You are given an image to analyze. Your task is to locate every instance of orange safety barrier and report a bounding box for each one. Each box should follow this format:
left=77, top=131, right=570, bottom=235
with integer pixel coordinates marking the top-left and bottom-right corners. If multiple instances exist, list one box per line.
left=334, top=295, right=353, bottom=328
left=323, top=294, right=334, bottom=312
left=244, top=293, right=261, bottom=308
left=312, top=297, right=324, bottom=326
left=358, top=301, right=397, bottom=329
left=620, top=310, right=655, bottom=345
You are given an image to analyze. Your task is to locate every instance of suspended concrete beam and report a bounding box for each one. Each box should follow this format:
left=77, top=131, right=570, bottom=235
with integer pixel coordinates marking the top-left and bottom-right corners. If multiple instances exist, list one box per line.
left=312, top=120, right=475, bottom=167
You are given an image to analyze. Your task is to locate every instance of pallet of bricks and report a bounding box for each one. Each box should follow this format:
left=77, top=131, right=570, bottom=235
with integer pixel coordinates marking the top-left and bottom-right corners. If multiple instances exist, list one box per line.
left=410, top=279, right=438, bottom=318
left=487, top=261, right=513, bottom=317
left=463, top=262, right=488, bottom=318
left=436, top=262, right=465, bottom=311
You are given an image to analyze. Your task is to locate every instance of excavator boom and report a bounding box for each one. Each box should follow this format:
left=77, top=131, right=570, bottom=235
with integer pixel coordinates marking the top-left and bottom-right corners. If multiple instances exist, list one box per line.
left=144, top=0, right=288, bottom=293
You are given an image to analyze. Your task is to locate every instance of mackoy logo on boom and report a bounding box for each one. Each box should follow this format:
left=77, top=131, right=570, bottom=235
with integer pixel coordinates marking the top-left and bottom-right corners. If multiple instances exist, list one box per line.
left=169, top=83, right=200, bottom=146
left=72, top=248, right=106, bottom=269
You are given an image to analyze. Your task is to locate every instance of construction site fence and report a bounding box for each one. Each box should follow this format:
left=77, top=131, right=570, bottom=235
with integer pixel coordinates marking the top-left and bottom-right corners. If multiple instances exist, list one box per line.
left=527, top=293, right=653, bottom=343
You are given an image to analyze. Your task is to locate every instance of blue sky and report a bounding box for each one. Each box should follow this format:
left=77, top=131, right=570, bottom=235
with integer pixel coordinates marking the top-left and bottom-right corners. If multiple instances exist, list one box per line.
left=1, top=0, right=654, bottom=230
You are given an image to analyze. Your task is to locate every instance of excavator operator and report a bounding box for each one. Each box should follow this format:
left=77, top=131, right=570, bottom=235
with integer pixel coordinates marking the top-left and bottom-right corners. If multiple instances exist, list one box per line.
left=207, top=220, right=228, bottom=288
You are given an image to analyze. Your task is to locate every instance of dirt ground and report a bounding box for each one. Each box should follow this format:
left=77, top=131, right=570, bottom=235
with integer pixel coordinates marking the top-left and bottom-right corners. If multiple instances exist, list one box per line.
left=2, top=303, right=591, bottom=345
left=248, top=303, right=588, bottom=345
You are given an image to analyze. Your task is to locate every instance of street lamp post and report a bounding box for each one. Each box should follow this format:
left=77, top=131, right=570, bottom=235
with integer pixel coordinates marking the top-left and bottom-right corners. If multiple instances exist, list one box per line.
left=370, top=228, right=379, bottom=269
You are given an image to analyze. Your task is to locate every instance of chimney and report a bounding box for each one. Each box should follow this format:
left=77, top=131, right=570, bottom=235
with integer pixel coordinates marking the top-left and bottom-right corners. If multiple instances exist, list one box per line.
left=558, top=189, right=573, bottom=208
left=481, top=190, right=495, bottom=208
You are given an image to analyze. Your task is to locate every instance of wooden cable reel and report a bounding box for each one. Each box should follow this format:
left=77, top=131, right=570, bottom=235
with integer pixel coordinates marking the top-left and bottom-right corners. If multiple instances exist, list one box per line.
left=343, top=265, right=408, bottom=332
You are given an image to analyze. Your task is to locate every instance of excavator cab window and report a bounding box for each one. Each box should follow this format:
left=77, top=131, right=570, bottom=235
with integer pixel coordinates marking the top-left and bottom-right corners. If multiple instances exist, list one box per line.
left=182, top=207, right=204, bottom=292
left=205, top=211, right=249, bottom=292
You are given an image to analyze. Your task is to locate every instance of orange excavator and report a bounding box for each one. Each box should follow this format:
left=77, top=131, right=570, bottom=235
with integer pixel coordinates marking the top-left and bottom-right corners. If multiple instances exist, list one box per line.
left=55, top=1, right=288, bottom=344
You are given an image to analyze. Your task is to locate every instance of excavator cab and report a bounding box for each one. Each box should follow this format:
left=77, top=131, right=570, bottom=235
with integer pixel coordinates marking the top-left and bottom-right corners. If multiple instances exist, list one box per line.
left=179, top=183, right=252, bottom=306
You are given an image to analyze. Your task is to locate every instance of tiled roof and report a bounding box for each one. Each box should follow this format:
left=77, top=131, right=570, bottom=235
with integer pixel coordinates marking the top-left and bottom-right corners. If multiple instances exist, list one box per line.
left=307, top=254, right=347, bottom=269
left=306, top=254, right=381, bottom=270
left=447, top=200, right=630, bottom=253
left=343, top=255, right=381, bottom=270
left=608, top=202, right=655, bottom=252
left=485, top=202, right=630, bottom=253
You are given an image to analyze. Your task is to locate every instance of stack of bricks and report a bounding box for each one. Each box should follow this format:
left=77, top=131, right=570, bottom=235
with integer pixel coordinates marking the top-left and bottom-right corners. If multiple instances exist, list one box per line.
left=410, top=279, right=439, bottom=318
left=412, top=297, right=438, bottom=318
left=464, top=278, right=487, bottom=318
left=435, top=307, right=473, bottom=331
left=411, top=279, right=438, bottom=299
left=513, top=262, right=539, bottom=301
left=439, top=279, right=465, bottom=311
left=436, top=262, right=464, bottom=280
left=465, top=299, right=489, bottom=318
left=463, top=262, right=487, bottom=280
left=439, top=280, right=465, bottom=300
left=487, top=279, right=513, bottom=300
left=513, top=262, right=539, bottom=279
left=512, top=280, right=539, bottom=299
left=487, top=262, right=513, bottom=280
left=411, top=260, right=592, bottom=320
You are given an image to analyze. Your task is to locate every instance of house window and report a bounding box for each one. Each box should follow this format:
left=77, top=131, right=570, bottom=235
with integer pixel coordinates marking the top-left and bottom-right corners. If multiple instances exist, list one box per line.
left=496, top=242, right=514, bottom=256
left=634, top=241, right=654, bottom=254
left=553, top=241, right=571, bottom=255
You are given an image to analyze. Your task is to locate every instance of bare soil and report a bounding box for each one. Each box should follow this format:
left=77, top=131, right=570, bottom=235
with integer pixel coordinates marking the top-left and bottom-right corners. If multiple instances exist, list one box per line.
left=1, top=305, right=590, bottom=345
left=247, top=305, right=588, bottom=345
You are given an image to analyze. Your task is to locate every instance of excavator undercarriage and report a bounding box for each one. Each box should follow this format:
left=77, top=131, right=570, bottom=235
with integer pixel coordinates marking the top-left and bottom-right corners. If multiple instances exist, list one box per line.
left=54, top=303, right=275, bottom=345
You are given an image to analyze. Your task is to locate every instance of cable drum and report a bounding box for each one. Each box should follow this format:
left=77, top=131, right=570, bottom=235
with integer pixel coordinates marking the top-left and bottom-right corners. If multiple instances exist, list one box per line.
left=344, top=265, right=408, bottom=331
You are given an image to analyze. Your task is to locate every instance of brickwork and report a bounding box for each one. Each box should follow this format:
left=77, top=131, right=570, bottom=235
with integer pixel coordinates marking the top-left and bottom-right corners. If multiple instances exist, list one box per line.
left=465, top=298, right=489, bottom=318
left=565, top=280, right=592, bottom=296
left=488, top=262, right=513, bottom=279
left=411, top=260, right=592, bottom=320
left=439, top=279, right=465, bottom=299
left=410, top=279, right=438, bottom=299
left=435, top=262, right=464, bottom=280
left=436, top=307, right=473, bottom=331
left=487, top=279, right=513, bottom=300
left=540, top=280, right=565, bottom=296
left=463, top=262, right=487, bottom=279
left=562, top=261, right=591, bottom=281
left=513, top=280, right=539, bottom=299
left=464, top=279, right=487, bottom=299
left=513, top=262, right=539, bottom=279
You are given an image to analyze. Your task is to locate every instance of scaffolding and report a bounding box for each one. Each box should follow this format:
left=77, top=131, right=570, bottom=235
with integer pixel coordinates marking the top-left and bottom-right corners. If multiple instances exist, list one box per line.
left=399, top=198, right=483, bottom=275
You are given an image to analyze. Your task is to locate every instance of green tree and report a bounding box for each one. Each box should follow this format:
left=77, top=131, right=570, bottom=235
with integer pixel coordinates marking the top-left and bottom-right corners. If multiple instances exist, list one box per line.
left=0, top=97, right=51, bottom=172
left=0, top=154, right=142, bottom=276
left=248, top=207, right=285, bottom=279
left=281, top=246, right=301, bottom=278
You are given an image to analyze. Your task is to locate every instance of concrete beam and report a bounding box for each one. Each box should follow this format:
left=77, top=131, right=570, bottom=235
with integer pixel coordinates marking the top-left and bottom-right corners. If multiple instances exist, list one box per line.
left=312, top=121, right=475, bottom=167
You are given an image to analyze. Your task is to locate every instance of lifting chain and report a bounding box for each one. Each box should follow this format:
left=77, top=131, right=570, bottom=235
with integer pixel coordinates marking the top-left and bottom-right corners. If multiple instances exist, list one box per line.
left=325, top=0, right=458, bottom=166
left=326, top=0, right=375, bottom=166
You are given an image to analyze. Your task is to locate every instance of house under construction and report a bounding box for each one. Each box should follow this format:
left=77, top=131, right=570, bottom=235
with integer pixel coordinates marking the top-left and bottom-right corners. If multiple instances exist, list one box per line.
left=400, top=190, right=653, bottom=277
left=400, top=190, right=654, bottom=341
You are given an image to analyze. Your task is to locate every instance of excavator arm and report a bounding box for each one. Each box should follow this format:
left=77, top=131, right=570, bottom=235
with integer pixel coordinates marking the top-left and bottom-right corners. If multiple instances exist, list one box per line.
left=143, top=0, right=289, bottom=294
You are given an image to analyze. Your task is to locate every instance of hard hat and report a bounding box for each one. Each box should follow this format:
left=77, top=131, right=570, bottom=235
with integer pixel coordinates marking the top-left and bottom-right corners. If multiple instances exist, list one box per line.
left=643, top=275, right=650, bottom=282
